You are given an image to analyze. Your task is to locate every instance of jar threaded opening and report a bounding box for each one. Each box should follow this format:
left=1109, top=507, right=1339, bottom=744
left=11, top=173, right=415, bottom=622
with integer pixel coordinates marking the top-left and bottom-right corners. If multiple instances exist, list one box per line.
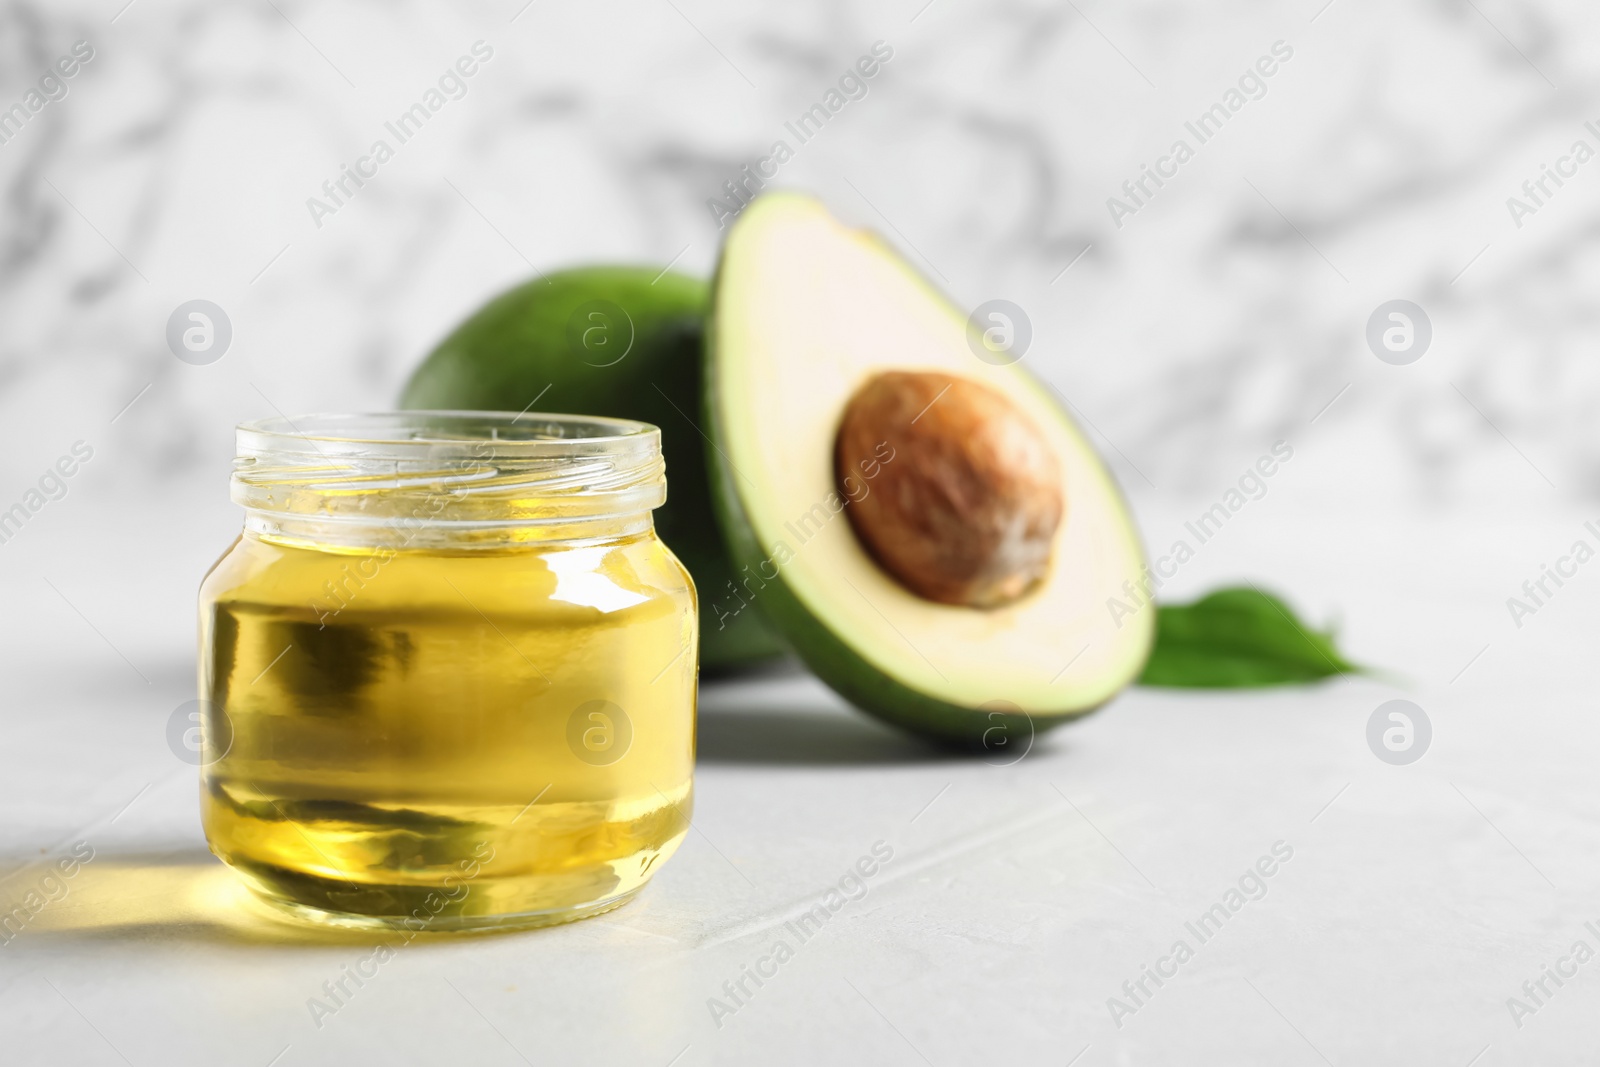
left=233, top=412, right=667, bottom=548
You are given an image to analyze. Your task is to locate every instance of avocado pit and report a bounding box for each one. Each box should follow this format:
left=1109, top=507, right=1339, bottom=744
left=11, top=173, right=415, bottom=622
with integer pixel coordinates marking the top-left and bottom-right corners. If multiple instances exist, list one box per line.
left=834, top=370, right=1064, bottom=608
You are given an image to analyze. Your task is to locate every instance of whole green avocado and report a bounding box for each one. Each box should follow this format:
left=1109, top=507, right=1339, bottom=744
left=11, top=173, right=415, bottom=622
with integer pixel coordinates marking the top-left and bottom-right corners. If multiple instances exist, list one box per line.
left=399, top=266, right=785, bottom=669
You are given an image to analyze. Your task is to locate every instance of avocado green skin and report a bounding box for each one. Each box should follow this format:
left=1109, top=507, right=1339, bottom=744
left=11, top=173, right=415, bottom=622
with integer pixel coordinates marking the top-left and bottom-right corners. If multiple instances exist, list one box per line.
left=399, top=266, right=786, bottom=669
left=701, top=270, right=1110, bottom=749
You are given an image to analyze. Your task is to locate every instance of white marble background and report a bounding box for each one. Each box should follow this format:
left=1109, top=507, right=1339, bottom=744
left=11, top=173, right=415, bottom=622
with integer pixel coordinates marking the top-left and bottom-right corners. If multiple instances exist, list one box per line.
left=3, top=0, right=1592, bottom=497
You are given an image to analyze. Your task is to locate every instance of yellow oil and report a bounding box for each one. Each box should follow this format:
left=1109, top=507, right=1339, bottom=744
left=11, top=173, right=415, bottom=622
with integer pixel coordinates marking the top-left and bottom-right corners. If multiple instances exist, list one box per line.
left=198, top=530, right=697, bottom=930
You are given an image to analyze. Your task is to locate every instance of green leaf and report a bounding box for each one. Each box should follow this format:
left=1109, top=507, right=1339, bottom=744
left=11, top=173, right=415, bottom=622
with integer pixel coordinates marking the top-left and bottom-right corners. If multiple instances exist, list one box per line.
left=1138, top=586, right=1363, bottom=688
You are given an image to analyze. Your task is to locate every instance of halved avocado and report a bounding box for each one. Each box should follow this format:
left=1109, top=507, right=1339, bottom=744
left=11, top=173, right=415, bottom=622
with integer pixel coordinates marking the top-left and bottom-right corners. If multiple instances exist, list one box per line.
left=704, top=194, right=1152, bottom=746
left=399, top=266, right=785, bottom=669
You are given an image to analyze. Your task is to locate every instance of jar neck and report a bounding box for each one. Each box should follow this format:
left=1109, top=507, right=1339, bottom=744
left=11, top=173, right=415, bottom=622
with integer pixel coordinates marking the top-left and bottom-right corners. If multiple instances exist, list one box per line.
left=242, top=508, right=657, bottom=552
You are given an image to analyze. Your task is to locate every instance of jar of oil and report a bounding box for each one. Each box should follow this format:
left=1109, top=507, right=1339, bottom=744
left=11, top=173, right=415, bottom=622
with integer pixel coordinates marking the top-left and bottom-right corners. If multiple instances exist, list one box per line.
left=197, top=413, right=697, bottom=931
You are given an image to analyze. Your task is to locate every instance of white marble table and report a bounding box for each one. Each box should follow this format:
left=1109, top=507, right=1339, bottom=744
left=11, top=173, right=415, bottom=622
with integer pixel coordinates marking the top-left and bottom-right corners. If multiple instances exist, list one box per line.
left=2, top=504, right=1594, bottom=1065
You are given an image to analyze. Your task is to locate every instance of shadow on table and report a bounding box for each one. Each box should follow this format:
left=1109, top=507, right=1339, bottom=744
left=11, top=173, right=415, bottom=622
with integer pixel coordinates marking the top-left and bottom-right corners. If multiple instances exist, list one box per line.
left=694, top=707, right=958, bottom=765
left=0, top=847, right=531, bottom=950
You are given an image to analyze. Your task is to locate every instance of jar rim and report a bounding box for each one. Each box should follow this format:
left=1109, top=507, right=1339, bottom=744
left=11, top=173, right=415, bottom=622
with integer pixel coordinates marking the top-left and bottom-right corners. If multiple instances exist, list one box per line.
left=237, top=410, right=659, bottom=456
left=233, top=411, right=668, bottom=548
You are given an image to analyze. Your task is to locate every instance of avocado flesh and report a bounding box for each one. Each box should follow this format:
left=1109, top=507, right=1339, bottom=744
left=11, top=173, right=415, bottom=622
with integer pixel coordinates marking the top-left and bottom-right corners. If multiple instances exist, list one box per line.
left=399, top=266, right=786, bottom=669
left=705, top=195, right=1153, bottom=744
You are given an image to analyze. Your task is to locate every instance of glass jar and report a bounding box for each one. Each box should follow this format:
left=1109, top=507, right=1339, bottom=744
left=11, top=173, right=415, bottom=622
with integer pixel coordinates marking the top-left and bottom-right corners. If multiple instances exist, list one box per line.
left=197, top=412, right=697, bottom=931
